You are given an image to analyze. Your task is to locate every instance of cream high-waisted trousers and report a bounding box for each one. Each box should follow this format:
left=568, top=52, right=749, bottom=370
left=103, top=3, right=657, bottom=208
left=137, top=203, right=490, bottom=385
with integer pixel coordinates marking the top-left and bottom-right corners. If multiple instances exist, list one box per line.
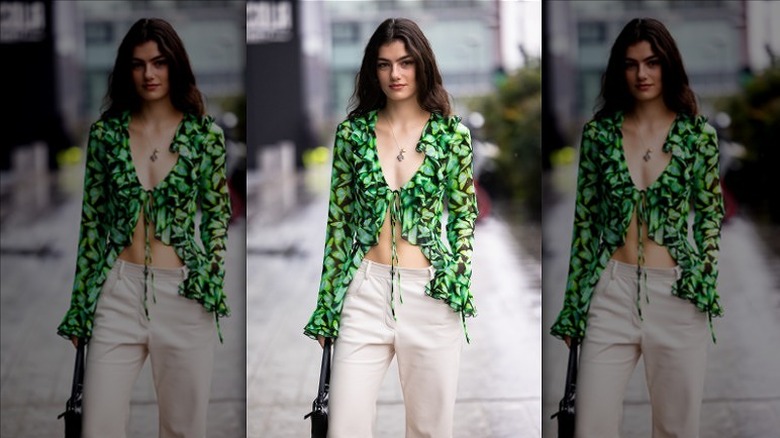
left=575, top=259, right=709, bottom=438
left=82, top=259, right=216, bottom=438
left=328, top=259, right=464, bottom=438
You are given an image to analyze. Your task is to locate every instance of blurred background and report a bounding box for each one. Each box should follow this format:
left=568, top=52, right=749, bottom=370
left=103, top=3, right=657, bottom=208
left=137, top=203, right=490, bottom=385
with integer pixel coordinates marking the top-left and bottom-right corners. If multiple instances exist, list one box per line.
left=246, top=0, right=543, bottom=436
left=542, top=1, right=780, bottom=437
left=0, top=1, right=246, bottom=436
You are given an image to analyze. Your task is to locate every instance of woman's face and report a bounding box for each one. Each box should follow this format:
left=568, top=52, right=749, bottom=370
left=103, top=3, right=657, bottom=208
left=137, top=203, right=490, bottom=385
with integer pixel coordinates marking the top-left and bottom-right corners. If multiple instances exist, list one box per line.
left=376, top=40, right=418, bottom=104
left=624, top=40, right=663, bottom=104
left=131, top=40, right=171, bottom=104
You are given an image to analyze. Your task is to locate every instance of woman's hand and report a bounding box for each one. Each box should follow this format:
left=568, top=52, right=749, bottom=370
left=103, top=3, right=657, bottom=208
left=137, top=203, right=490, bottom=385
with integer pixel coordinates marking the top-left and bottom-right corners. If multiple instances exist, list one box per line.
left=564, top=335, right=572, bottom=349
left=317, top=336, right=329, bottom=349
left=71, top=336, right=79, bottom=348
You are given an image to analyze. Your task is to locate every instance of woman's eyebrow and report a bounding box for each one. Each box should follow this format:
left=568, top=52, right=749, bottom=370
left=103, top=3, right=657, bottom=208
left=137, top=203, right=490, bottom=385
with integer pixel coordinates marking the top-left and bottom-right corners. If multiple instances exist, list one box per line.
left=625, top=55, right=659, bottom=63
left=132, top=55, right=166, bottom=63
left=377, top=55, right=413, bottom=63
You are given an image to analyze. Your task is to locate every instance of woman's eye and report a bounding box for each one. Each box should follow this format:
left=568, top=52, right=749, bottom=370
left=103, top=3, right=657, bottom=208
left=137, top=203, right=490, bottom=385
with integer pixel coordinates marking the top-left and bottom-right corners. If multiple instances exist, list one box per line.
left=377, top=63, right=389, bottom=69
left=647, top=59, right=659, bottom=67
left=401, top=60, right=413, bottom=67
left=154, top=59, right=167, bottom=67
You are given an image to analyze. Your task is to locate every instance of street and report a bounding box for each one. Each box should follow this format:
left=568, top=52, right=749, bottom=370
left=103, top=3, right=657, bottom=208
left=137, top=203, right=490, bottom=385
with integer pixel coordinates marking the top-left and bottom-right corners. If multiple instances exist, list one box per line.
left=542, top=163, right=780, bottom=438
left=246, top=171, right=543, bottom=437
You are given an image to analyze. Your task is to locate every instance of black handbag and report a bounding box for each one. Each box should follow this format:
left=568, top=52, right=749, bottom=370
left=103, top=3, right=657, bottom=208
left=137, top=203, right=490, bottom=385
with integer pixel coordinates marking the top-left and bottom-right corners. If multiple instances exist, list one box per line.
left=58, top=341, right=86, bottom=438
left=551, top=338, right=579, bottom=438
left=304, top=338, right=332, bottom=438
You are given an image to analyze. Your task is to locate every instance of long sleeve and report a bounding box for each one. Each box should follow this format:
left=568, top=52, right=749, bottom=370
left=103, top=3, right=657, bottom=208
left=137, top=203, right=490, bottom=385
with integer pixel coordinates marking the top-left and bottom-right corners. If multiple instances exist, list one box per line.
left=691, top=119, right=724, bottom=316
left=197, top=119, right=231, bottom=318
left=444, top=122, right=478, bottom=316
left=58, top=123, right=110, bottom=340
left=551, top=123, right=603, bottom=340
left=304, top=122, right=355, bottom=339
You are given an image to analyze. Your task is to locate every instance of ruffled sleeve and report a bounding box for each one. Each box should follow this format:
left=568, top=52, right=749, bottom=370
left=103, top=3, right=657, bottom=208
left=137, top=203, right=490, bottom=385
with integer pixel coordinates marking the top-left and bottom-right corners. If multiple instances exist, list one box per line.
left=196, top=117, right=232, bottom=320
left=442, top=119, right=478, bottom=317
left=58, top=121, right=111, bottom=340
left=691, top=117, right=724, bottom=318
left=304, top=121, right=356, bottom=339
left=551, top=121, right=604, bottom=340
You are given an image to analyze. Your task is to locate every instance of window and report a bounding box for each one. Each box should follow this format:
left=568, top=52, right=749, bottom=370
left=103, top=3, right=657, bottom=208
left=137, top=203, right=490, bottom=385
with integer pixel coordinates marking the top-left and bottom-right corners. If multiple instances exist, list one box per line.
left=578, top=21, right=606, bottom=46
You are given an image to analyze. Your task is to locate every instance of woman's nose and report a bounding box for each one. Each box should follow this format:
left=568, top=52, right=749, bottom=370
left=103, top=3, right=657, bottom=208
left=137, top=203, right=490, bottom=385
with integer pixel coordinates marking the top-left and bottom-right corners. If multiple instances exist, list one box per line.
left=637, top=64, right=648, bottom=79
left=390, top=64, right=401, bottom=79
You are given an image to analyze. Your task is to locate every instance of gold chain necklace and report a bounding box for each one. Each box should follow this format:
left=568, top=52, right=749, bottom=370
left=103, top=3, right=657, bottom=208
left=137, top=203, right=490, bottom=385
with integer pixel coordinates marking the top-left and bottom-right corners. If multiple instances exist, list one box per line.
left=631, top=116, right=654, bottom=163
left=385, top=115, right=407, bottom=162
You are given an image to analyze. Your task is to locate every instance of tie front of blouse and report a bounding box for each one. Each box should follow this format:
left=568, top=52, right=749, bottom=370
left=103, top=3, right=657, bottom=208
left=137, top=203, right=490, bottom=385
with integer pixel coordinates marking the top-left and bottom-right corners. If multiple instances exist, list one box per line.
left=58, top=111, right=232, bottom=341
left=551, top=112, right=724, bottom=342
left=304, top=110, right=478, bottom=341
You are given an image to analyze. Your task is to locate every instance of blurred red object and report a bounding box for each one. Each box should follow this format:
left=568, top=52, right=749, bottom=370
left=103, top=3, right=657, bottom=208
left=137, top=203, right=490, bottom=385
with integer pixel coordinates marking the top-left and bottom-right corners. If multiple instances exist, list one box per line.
left=475, top=179, right=491, bottom=223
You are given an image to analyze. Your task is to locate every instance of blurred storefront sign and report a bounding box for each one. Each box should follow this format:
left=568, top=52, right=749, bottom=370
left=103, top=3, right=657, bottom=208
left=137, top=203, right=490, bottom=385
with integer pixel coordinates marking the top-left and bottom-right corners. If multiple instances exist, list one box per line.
left=247, top=0, right=293, bottom=44
left=0, top=1, right=46, bottom=43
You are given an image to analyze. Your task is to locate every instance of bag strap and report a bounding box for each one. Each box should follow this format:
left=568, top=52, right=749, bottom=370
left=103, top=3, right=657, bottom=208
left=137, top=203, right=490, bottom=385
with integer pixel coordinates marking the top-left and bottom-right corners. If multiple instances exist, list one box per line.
left=563, top=338, right=579, bottom=392
left=316, top=338, right=332, bottom=402
left=71, top=341, right=85, bottom=399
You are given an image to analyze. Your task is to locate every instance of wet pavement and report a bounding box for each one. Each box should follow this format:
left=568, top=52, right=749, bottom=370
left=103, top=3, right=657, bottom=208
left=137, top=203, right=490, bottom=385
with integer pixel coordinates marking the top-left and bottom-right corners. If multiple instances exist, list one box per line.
left=0, top=175, right=246, bottom=437
left=542, top=162, right=780, bottom=438
left=246, top=169, right=543, bottom=438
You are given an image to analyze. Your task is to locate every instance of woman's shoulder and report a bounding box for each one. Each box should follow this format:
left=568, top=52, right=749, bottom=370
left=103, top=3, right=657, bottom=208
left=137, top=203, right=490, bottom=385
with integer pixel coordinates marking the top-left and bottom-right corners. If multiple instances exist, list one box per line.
left=339, top=110, right=376, bottom=131
left=92, top=111, right=130, bottom=134
left=182, top=113, right=221, bottom=135
left=584, top=112, right=621, bottom=132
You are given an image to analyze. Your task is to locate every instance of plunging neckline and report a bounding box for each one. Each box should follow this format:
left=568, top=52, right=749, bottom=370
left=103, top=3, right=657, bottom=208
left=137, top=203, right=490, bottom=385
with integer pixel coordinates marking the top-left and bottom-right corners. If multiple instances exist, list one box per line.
left=617, top=112, right=678, bottom=192
left=126, top=113, right=185, bottom=192
left=371, top=111, right=433, bottom=192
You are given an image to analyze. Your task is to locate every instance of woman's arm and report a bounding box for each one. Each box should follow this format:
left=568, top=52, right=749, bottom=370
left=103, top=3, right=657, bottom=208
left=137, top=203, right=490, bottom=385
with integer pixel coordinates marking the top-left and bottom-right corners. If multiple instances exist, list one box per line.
left=551, top=123, right=603, bottom=340
left=445, top=122, right=478, bottom=314
left=197, top=119, right=232, bottom=317
left=304, top=122, right=355, bottom=340
left=57, top=122, right=110, bottom=341
left=692, top=119, right=724, bottom=314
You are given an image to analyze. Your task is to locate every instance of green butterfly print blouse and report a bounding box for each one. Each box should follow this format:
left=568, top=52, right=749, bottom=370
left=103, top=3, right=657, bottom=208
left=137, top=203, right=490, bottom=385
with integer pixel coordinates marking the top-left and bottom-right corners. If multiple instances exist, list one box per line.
left=57, top=111, right=231, bottom=341
left=550, top=112, right=724, bottom=341
left=304, top=110, right=478, bottom=341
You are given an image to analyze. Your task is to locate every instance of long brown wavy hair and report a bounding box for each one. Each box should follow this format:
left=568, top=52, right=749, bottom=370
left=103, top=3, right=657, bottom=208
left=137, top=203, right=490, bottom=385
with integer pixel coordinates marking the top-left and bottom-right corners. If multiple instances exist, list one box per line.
left=102, top=18, right=204, bottom=119
left=595, top=17, right=698, bottom=119
left=348, top=18, right=451, bottom=118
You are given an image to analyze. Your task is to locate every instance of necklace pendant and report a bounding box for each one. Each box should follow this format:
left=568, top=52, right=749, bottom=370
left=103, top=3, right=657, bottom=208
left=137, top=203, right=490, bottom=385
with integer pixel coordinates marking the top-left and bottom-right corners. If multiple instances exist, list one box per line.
left=396, top=149, right=406, bottom=162
left=642, top=149, right=652, bottom=162
left=150, top=148, right=159, bottom=162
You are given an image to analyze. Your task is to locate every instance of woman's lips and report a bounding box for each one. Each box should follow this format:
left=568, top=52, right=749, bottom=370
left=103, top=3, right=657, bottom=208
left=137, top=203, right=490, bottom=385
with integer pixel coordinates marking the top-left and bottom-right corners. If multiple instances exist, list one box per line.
left=144, top=83, right=160, bottom=90
left=389, top=84, right=405, bottom=90
left=636, top=84, right=652, bottom=91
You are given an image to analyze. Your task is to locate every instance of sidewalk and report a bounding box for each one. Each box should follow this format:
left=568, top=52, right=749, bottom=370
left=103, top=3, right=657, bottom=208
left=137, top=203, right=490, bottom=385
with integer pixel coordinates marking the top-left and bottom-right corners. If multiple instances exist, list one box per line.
left=542, top=164, right=780, bottom=438
left=0, top=188, right=246, bottom=437
left=246, top=180, right=543, bottom=437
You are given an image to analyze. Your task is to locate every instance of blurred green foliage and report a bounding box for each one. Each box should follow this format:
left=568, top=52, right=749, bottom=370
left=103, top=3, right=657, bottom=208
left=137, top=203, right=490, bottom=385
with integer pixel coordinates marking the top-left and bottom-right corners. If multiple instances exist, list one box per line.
left=716, top=66, right=780, bottom=222
left=469, top=60, right=541, bottom=218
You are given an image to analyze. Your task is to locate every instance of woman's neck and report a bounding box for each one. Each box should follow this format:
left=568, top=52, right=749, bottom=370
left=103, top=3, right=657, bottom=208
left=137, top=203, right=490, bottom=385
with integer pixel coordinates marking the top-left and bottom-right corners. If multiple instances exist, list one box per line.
left=628, top=99, right=675, bottom=128
left=133, top=99, right=182, bottom=129
left=382, top=99, right=430, bottom=128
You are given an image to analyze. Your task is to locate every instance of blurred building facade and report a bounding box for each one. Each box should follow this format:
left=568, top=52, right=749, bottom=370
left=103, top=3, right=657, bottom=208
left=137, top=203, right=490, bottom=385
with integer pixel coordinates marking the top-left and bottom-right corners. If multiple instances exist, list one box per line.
left=75, top=0, right=245, bottom=126
left=546, top=0, right=750, bottom=134
left=2, top=0, right=244, bottom=169
left=319, top=0, right=502, bottom=123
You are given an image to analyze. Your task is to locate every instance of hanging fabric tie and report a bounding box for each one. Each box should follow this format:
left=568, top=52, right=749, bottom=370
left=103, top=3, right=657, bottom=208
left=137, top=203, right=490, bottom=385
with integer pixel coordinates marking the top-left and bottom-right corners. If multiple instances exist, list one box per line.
left=142, top=191, right=157, bottom=320
left=389, top=189, right=403, bottom=318
left=635, top=190, right=651, bottom=319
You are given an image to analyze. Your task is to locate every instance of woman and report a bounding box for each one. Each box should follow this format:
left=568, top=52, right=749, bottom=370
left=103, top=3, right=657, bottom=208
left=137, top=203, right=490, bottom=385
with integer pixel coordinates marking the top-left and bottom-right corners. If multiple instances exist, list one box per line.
left=551, top=18, right=724, bottom=438
left=57, top=18, right=231, bottom=437
left=303, top=18, right=478, bottom=438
